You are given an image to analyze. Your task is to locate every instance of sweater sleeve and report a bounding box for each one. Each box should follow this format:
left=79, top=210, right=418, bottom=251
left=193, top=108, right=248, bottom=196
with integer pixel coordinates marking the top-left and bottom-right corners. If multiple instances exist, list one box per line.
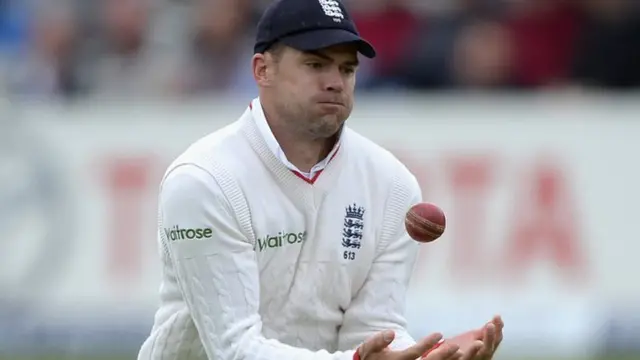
left=159, top=164, right=356, bottom=360
left=338, top=171, right=422, bottom=352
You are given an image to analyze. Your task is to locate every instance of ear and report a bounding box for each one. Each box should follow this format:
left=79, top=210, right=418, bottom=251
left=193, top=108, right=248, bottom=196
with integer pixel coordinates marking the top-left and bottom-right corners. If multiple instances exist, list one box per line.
left=252, top=53, right=272, bottom=87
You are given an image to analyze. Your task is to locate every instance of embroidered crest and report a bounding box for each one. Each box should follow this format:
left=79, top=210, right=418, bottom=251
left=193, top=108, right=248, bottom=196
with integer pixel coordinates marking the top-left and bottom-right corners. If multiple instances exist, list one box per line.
left=342, top=203, right=364, bottom=250
left=318, top=0, right=344, bottom=23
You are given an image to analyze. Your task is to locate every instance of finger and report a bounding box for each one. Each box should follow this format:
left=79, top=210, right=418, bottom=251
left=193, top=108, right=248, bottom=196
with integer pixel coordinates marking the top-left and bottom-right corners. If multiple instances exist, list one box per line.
left=460, top=340, right=483, bottom=360
left=492, top=315, right=504, bottom=330
left=452, top=349, right=464, bottom=360
left=480, top=324, right=496, bottom=357
left=491, top=315, right=504, bottom=350
left=421, top=339, right=444, bottom=359
left=421, top=343, right=460, bottom=360
left=444, top=348, right=464, bottom=360
left=494, top=324, right=504, bottom=349
left=360, top=330, right=395, bottom=357
left=399, top=333, right=443, bottom=359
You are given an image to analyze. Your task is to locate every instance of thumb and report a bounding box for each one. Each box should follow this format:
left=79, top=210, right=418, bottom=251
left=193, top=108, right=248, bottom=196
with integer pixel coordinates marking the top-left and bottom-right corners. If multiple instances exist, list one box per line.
left=360, top=330, right=395, bottom=357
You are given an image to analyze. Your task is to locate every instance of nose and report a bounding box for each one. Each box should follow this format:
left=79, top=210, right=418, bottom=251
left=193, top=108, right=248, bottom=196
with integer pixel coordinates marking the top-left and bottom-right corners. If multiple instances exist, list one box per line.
left=323, top=66, right=345, bottom=93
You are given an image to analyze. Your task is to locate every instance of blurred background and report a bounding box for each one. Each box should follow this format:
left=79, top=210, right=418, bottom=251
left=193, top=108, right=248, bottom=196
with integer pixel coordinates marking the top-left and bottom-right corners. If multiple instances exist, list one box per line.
left=1, top=0, right=639, bottom=359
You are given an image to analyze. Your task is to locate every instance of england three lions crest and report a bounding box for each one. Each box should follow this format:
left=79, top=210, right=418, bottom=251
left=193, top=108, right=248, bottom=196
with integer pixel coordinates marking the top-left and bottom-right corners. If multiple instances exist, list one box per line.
left=342, top=203, right=364, bottom=249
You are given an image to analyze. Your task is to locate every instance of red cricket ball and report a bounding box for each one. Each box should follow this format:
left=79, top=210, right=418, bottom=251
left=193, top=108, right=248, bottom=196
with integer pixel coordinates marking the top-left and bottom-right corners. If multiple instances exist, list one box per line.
left=404, top=202, right=446, bottom=243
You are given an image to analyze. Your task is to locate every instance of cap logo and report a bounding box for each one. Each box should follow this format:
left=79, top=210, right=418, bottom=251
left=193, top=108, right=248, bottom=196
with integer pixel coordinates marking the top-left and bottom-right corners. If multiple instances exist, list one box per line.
left=318, top=0, right=344, bottom=23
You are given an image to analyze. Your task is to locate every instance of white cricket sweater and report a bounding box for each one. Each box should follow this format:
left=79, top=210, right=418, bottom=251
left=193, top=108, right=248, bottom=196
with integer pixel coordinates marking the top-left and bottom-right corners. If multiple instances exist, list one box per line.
left=138, top=98, right=423, bottom=360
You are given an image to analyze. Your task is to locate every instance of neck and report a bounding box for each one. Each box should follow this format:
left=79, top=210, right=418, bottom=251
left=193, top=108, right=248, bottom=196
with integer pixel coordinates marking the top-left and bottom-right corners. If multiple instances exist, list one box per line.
left=261, top=100, right=337, bottom=173
left=275, top=127, right=338, bottom=173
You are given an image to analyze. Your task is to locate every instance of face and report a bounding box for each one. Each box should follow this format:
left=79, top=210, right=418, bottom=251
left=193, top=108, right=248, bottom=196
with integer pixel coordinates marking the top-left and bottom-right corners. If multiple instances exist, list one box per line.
left=103, top=0, right=147, bottom=51
left=33, top=10, right=76, bottom=59
left=197, top=0, right=250, bottom=45
left=453, top=20, right=513, bottom=87
left=253, top=43, right=359, bottom=139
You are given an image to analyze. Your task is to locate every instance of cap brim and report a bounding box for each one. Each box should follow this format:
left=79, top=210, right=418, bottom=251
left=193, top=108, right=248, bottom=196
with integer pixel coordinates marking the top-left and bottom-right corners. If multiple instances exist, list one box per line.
left=280, top=28, right=376, bottom=59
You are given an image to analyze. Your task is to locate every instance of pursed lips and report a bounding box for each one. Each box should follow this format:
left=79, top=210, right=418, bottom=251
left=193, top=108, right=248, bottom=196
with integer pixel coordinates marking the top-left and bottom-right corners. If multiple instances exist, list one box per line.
left=318, top=101, right=344, bottom=106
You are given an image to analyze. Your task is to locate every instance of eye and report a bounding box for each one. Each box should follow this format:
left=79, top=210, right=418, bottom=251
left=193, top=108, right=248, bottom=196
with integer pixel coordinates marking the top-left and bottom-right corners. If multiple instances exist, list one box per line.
left=342, top=67, right=356, bottom=75
left=306, top=62, right=324, bottom=70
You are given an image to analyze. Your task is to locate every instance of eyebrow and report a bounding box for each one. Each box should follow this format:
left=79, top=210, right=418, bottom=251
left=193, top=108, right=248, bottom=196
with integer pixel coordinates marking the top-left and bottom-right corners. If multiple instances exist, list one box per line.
left=304, top=50, right=359, bottom=67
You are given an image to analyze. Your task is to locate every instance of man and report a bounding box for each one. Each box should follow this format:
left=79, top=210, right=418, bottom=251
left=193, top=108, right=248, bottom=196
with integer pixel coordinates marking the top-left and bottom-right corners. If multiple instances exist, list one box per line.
left=137, top=0, right=504, bottom=359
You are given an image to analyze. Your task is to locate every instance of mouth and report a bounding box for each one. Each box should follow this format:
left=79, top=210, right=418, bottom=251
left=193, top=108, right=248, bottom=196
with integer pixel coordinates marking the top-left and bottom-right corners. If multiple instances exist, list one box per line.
left=318, top=101, right=344, bottom=106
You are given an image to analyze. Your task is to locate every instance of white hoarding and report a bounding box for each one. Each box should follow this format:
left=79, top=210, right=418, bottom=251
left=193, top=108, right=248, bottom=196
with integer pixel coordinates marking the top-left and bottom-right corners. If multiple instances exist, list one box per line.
left=2, top=97, right=639, bottom=355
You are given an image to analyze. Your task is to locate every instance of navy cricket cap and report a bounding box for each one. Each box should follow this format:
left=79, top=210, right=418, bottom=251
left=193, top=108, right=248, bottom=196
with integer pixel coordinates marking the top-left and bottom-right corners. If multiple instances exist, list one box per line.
left=254, top=0, right=376, bottom=58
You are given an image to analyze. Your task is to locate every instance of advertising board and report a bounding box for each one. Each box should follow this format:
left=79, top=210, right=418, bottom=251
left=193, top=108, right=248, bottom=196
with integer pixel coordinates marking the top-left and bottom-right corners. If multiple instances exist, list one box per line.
left=2, top=97, right=638, bottom=356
